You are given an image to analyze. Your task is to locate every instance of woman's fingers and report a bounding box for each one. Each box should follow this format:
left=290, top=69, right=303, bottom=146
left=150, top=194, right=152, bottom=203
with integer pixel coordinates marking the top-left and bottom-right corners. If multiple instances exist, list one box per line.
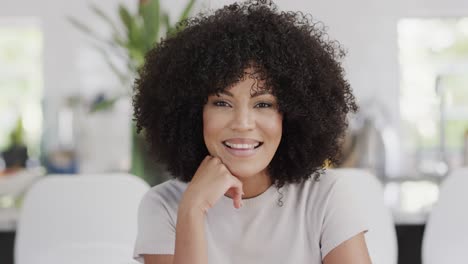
left=225, top=177, right=244, bottom=209
left=206, top=156, right=244, bottom=209
left=186, top=155, right=244, bottom=211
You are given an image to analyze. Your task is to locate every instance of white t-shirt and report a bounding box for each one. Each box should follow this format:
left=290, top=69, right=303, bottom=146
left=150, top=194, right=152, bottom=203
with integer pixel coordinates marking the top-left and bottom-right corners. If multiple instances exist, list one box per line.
left=133, top=169, right=369, bottom=263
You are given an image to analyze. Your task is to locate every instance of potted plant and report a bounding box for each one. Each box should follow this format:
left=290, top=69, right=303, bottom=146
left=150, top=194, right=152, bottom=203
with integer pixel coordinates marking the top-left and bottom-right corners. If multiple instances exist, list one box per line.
left=1, top=118, right=28, bottom=173
left=69, top=0, right=196, bottom=184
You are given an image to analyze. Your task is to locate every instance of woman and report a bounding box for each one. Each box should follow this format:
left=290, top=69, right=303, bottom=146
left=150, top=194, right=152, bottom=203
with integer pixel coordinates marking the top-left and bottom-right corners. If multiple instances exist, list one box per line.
left=133, top=1, right=372, bottom=263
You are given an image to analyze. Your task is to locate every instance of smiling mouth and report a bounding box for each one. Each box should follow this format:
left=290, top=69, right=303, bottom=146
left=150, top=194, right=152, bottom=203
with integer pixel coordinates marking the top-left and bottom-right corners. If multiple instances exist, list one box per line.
left=222, top=141, right=263, bottom=149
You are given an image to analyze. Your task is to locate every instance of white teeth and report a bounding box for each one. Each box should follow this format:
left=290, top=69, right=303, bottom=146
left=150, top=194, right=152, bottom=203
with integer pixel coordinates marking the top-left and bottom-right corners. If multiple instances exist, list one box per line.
left=224, top=141, right=260, bottom=149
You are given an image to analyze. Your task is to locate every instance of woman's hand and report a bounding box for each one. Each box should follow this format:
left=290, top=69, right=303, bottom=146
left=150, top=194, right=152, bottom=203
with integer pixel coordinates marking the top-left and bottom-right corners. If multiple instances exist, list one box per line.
left=179, top=156, right=244, bottom=214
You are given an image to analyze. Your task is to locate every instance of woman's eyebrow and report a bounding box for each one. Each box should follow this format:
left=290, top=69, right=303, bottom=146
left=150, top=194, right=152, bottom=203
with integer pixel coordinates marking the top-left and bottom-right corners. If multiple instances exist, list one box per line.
left=218, top=90, right=233, bottom=97
left=251, top=90, right=273, bottom=98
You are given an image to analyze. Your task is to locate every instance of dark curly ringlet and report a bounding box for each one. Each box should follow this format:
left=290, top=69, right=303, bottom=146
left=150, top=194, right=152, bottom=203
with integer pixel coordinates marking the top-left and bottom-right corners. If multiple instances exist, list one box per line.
left=133, top=0, right=358, bottom=188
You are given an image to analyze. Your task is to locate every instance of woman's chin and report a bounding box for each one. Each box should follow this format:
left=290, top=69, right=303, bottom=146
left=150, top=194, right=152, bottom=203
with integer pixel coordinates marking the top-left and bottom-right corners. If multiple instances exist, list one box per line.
left=225, top=166, right=267, bottom=181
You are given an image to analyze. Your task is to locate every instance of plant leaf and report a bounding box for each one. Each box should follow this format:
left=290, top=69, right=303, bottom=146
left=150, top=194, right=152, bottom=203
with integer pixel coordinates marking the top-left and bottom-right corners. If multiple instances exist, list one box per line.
left=92, top=44, right=132, bottom=87
left=89, top=97, right=120, bottom=113
left=112, top=32, right=127, bottom=49
left=139, top=0, right=160, bottom=51
left=119, top=4, right=134, bottom=35
left=68, top=16, right=126, bottom=57
left=128, top=47, right=145, bottom=69
left=67, top=16, right=104, bottom=41
left=90, top=4, right=122, bottom=38
left=161, top=13, right=175, bottom=37
left=119, top=4, right=144, bottom=63
left=178, top=0, right=196, bottom=23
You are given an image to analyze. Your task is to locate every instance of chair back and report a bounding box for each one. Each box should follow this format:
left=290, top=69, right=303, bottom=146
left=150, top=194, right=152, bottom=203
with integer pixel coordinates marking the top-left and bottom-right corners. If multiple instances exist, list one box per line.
left=334, top=168, right=398, bottom=264
left=422, top=168, right=468, bottom=264
left=15, top=173, right=149, bottom=264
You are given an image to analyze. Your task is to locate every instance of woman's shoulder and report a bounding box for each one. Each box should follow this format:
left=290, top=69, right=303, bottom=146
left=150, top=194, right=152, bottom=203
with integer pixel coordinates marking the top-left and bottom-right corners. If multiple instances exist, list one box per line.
left=290, top=169, right=344, bottom=191
left=305, top=168, right=372, bottom=186
left=288, top=168, right=370, bottom=202
left=140, top=179, right=188, bottom=208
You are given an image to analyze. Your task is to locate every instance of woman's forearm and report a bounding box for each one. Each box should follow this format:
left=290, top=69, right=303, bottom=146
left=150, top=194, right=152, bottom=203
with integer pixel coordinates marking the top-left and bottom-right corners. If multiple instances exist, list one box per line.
left=173, top=204, right=208, bottom=264
left=172, top=156, right=243, bottom=264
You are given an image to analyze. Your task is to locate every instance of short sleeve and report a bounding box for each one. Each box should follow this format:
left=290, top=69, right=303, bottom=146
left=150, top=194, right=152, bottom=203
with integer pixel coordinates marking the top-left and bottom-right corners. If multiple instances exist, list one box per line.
left=319, top=173, right=370, bottom=259
left=133, top=189, right=176, bottom=263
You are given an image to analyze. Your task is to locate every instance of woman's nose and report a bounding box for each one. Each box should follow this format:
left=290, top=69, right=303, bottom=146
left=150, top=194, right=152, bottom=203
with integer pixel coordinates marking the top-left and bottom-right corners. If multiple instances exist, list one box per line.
left=230, top=107, right=255, bottom=131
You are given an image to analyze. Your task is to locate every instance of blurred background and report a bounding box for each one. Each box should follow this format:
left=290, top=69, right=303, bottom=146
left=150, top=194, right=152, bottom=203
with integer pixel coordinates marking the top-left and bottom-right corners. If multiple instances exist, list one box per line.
left=1, top=0, right=468, bottom=263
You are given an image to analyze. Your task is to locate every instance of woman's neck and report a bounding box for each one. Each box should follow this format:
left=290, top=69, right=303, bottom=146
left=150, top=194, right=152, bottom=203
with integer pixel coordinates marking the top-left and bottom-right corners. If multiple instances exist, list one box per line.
left=233, top=171, right=273, bottom=199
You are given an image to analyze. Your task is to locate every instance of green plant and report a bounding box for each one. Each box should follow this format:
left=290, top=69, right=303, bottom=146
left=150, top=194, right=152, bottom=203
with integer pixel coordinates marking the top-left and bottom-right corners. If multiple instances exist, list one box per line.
left=9, top=118, right=25, bottom=147
left=68, top=0, right=197, bottom=183
left=68, top=0, right=196, bottom=111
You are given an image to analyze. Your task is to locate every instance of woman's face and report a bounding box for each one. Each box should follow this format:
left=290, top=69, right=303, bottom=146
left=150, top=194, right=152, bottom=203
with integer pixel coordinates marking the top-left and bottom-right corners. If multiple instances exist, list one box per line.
left=203, top=74, right=283, bottom=180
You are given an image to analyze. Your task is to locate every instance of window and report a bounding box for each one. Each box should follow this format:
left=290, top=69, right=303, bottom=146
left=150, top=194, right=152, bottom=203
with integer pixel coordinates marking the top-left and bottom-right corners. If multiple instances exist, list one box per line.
left=399, top=17, right=468, bottom=177
left=0, top=18, right=43, bottom=165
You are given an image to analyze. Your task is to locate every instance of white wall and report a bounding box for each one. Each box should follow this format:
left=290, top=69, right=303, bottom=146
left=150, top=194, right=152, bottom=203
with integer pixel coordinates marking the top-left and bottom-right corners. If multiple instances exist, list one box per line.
left=1, top=0, right=468, bottom=175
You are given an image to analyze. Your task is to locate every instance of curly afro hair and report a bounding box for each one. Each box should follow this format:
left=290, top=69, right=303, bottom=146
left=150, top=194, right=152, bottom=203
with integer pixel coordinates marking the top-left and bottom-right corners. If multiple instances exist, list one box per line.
left=133, top=0, right=357, bottom=187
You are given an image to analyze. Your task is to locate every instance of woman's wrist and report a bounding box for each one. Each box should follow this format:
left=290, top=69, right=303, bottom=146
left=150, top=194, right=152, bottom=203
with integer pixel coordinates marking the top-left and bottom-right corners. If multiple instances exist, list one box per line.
left=174, top=197, right=209, bottom=264
left=178, top=195, right=209, bottom=217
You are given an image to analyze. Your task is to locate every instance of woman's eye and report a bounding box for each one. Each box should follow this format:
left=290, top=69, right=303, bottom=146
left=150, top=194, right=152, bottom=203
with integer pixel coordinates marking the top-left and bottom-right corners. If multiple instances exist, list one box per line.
left=255, top=102, right=273, bottom=108
left=213, top=101, right=230, bottom=107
